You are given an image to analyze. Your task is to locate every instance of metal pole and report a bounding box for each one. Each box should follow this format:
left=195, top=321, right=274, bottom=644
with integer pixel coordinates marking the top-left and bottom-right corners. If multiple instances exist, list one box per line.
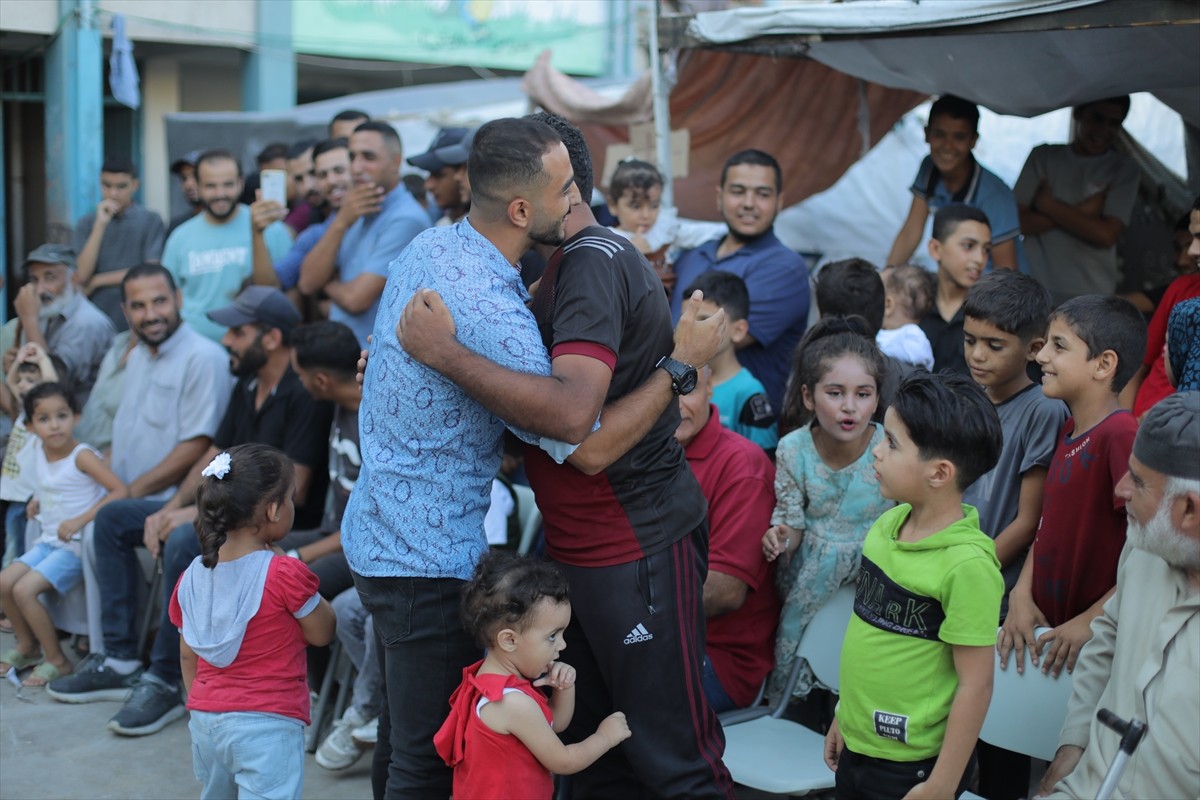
left=647, top=0, right=673, bottom=208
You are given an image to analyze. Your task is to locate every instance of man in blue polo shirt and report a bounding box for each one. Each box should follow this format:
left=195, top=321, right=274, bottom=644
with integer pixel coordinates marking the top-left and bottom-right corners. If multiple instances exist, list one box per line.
left=298, top=121, right=429, bottom=346
left=671, top=149, right=810, bottom=410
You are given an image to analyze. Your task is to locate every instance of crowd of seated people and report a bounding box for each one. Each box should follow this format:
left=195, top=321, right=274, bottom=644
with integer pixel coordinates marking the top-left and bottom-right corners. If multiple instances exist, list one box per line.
left=0, top=95, right=1197, bottom=800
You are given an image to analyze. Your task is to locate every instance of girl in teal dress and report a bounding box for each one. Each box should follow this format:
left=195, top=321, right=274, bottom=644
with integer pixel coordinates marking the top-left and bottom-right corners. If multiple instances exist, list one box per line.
left=761, top=317, right=894, bottom=703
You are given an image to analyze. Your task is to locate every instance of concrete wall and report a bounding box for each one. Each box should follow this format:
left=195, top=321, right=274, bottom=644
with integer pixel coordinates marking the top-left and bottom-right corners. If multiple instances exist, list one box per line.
left=99, top=0, right=256, bottom=46
left=0, top=1, right=59, bottom=35
left=140, top=59, right=243, bottom=221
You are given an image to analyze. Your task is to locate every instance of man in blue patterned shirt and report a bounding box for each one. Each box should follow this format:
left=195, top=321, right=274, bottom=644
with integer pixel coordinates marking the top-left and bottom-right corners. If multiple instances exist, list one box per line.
left=342, top=117, right=582, bottom=798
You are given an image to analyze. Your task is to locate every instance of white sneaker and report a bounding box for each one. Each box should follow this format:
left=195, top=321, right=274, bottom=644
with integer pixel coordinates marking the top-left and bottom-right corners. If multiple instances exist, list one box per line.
left=350, top=717, right=379, bottom=746
left=315, top=707, right=369, bottom=770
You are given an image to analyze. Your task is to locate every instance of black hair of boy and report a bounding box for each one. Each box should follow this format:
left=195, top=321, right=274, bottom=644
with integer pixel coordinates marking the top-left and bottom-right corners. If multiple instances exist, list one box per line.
left=962, top=270, right=1053, bottom=342
left=932, top=203, right=991, bottom=243
left=330, top=109, right=369, bottom=126
left=928, top=95, right=980, bottom=133
left=609, top=159, right=662, bottom=202
left=815, top=258, right=885, bottom=334
left=882, top=264, right=937, bottom=322
left=15, top=361, right=41, bottom=379
left=721, top=149, right=782, bottom=192
left=683, top=270, right=750, bottom=323
left=286, top=139, right=317, bottom=160
left=102, top=155, right=138, bottom=178
left=459, top=550, right=570, bottom=649
left=1049, top=295, right=1147, bottom=392
left=891, top=372, right=1003, bottom=491
left=23, top=380, right=79, bottom=421
left=1075, top=95, right=1131, bottom=119
left=291, top=320, right=362, bottom=381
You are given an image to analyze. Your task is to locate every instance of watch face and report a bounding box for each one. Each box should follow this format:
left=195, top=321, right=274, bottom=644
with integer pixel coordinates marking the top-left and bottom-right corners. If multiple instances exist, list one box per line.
left=677, top=366, right=698, bottom=395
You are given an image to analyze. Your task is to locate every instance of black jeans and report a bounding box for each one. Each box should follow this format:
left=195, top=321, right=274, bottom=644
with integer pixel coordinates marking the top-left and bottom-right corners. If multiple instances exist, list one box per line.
left=836, top=747, right=976, bottom=800
left=353, top=573, right=479, bottom=800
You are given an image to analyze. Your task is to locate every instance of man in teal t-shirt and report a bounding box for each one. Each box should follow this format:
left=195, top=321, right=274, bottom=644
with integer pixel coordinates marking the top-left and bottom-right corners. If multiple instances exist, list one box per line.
left=162, top=150, right=292, bottom=342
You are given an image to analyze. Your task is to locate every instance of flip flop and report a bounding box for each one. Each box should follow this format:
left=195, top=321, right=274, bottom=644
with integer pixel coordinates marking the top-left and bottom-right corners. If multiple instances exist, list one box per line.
left=0, top=618, right=14, bottom=633
left=0, top=648, right=41, bottom=676
left=22, top=661, right=67, bottom=687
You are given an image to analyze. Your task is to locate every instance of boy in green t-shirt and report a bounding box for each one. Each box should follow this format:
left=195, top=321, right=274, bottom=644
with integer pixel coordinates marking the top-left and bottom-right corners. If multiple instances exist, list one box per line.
left=825, top=372, right=1004, bottom=799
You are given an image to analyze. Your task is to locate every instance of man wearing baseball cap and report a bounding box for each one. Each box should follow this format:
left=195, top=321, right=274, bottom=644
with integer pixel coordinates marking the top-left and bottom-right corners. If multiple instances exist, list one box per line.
left=49, top=284, right=332, bottom=737
left=1038, top=391, right=1200, bottom=798
left=1, top=243, right=114, bottom=410
left=407, top=126, right=472, bottom=226
left=167, top=149, right=203, bottom=238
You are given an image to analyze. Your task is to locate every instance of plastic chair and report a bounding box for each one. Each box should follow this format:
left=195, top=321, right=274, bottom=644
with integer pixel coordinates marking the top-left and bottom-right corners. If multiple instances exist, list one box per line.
left=960, top=627, right=1075, bottom=800
left=511, top=484, right=542, bottom=556
left=720, top=582, right=857, bottom=795
left=979, top=626, right=1074, bottom=758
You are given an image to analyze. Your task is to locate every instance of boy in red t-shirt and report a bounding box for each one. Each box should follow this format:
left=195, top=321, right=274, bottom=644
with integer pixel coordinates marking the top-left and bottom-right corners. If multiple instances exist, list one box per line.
left=998, top=295, right=1146, bottom=680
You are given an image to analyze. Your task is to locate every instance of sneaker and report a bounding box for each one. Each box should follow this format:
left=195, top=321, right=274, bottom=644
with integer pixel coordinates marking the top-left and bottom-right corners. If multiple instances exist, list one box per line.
left=316, top=706, right=369, bottom=770
left=47, top=654, right=144, bottom=704
left=107, top=673, right=186, bottom=736
left=350, top=717, right=379, bottom=746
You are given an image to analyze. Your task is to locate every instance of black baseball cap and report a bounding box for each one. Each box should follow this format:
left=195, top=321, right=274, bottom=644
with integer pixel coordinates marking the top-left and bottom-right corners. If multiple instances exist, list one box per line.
left=206, top=286, right=300, bottom=333
left=407, top=127, right=473, bottom=171
left=170, top=150, right=203, bottom=175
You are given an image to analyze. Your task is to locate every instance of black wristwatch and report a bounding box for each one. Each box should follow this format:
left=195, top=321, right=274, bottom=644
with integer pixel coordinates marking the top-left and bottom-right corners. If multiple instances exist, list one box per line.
left=656, top=356, right=698, bottom=395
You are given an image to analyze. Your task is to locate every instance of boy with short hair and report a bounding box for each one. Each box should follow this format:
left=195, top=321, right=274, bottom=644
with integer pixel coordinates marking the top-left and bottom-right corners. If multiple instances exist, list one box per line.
left=888, top=94, right=1023, bottom=272
left=825, top=372, right=1004, bottom=798
left=878, top=264, right=937, bottom=370
left=920, top=204, right=991, bottom=375
left=998, top=295, right=1147, bottom=681
left=962, top=271, right=1068, bottom=603
left=683, top=270, right=778, bottom=452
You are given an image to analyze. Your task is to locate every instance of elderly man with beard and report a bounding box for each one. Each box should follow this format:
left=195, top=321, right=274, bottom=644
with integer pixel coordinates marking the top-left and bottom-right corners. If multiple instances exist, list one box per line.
left=1, top=243, right=114, bottom=412
left=162, top=149, right=292, bottom=343
left=1035, top=391, right=1200, bottom=799
left=49, top=284, right=331, bottom=740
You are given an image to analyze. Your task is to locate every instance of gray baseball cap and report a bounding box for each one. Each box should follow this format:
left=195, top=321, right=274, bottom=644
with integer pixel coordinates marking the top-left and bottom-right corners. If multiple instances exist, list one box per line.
left=206, top=286, right=300, bottom=333
left=407, top=127, right=473, bottom=171
left=24, top=243, right=77, bottom=271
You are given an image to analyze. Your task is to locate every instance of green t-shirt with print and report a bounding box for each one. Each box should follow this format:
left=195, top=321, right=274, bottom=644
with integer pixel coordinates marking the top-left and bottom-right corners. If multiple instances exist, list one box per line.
left=837, top=503, right=1002, bottom=761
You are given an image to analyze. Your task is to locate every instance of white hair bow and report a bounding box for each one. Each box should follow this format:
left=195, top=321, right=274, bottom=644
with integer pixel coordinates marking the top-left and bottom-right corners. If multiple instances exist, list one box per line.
left=201, top=451, right=232, bottom=480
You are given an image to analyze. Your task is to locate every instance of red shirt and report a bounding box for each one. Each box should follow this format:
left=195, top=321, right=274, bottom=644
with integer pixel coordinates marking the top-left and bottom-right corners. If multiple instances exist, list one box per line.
left=684, top=409, right=780, bottom=708
left=169, top=555, right=319, bottom=724
left=1032, top=412, right=1136, bottom=626
left=1135, top=274, right=1200, bottom=417
left=434, top=660, right=554, bottom=800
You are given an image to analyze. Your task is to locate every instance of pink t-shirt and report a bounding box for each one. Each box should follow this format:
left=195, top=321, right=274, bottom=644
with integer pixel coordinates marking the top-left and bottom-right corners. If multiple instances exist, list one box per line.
left=170, top=555, right=318, bottom=724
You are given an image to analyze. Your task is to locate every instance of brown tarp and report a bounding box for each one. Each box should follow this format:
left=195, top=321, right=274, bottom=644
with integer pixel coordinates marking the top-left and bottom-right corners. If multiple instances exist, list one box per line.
left=523, top=49, right=925, bottom=220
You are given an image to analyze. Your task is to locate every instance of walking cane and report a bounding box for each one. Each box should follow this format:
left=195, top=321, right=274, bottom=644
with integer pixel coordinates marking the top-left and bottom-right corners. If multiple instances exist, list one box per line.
left=1094, top=708, right=1146, bottom=800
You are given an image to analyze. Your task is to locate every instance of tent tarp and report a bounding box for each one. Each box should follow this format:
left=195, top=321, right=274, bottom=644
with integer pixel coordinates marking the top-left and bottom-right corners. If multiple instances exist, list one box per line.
left=675, top=0, right=1200, bottom=124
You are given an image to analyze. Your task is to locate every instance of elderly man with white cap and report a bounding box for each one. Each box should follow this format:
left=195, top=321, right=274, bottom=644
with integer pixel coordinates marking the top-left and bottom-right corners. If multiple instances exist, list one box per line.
left=1038, top=391, right=1200, bottom=798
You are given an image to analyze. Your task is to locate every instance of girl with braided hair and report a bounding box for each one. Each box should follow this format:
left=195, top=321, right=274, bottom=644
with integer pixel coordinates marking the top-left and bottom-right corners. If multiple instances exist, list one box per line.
left=169, top=443, right=335, bottom=799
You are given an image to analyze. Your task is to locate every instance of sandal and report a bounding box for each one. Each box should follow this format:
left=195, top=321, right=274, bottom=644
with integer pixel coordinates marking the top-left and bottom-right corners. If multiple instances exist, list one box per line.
left=23, top=661, right=68, bottom=687
left=0, top=648, right=41, bottom=676
left=0, top=617, right=14, bottom=633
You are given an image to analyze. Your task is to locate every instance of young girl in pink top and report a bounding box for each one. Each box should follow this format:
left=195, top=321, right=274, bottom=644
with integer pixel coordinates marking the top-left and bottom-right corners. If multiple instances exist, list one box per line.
left=170, top=444, right=335, bottom=800
left=434, top=551, right=631, bottom=799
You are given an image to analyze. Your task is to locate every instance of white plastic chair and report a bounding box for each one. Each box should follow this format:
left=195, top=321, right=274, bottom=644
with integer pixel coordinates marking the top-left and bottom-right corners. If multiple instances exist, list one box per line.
left=960, top=626, right=1074, bottom=800
left=511, top=483, right=542, bottom=556
left=720, top=582, right=857, bottom=795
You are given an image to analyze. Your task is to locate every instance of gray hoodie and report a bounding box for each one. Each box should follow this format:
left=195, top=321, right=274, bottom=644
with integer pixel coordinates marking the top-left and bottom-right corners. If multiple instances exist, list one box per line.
left=176, top=551, right=274, bottom=668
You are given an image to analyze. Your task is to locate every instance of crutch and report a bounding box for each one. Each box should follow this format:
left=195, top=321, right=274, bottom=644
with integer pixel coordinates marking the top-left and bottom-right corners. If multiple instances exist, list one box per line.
left=1094, top=708, right=1147, bottom=800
